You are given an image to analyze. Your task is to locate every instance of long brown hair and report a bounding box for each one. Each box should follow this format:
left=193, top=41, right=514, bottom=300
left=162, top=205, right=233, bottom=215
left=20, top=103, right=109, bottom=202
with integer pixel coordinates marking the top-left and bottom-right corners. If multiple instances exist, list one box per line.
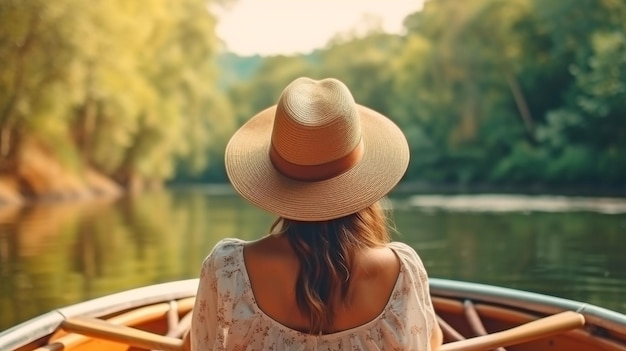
left=270, top=201, right=391, bottom=334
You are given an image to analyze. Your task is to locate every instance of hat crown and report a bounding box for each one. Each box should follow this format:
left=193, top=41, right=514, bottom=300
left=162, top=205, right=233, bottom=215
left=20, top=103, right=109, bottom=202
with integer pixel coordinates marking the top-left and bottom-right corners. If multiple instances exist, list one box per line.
left=271, top=78, right=362, bottom=166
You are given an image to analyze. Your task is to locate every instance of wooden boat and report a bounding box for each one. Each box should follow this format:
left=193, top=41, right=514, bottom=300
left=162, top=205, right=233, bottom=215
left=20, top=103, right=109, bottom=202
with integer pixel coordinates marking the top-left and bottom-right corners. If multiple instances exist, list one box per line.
left=1, top=278, right=625, bottom=351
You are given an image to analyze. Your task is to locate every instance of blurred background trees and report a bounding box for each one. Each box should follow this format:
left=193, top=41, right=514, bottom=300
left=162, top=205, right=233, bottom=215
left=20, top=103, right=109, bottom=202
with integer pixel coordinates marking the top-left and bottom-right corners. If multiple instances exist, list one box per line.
left=0, top=0, right=231, bottom=201
left=1, top=0, right=624, bottom=202
left=217, top=0, right=626, bottom=191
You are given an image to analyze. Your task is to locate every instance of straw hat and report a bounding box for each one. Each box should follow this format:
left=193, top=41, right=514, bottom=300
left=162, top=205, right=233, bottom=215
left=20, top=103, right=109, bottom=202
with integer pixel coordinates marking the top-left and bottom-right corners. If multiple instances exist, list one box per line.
left=225, top=77, right=409, bottom=221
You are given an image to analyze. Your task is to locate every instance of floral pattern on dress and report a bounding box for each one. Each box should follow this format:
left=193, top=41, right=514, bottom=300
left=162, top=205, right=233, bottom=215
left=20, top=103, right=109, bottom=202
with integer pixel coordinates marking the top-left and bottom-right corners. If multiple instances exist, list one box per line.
left=191, top=238, right=437, bottom=351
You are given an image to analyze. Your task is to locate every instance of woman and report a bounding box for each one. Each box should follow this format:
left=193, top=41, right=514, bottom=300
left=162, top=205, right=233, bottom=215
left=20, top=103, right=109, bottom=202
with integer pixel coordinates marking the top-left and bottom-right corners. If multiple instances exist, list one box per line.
left=191, top=77, right=442, bottom=350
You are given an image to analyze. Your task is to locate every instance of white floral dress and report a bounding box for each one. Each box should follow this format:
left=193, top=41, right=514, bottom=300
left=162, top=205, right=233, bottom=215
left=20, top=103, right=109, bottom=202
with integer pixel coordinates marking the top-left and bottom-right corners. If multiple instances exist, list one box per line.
left=191, top=238, right=437, bottom=351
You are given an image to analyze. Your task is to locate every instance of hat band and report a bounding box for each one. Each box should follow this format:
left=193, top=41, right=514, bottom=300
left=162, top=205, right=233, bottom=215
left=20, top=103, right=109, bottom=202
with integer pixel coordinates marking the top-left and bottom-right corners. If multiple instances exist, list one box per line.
left=269, top=140, right=364, bottom=182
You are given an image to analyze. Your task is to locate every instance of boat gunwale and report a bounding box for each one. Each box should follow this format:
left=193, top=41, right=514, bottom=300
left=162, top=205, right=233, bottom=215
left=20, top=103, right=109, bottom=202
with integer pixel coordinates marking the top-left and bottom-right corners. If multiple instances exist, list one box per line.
left=0, top=279, right=198, bottom=351
left=1, top=278, right=624, bottom=350
left=430, top=278, right=626, bottom=334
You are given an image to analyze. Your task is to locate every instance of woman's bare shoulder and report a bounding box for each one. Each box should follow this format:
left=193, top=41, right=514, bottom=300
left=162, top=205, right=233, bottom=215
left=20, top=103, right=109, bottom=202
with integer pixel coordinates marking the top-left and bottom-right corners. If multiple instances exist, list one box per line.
left=354, top=245, right=401, bottom=279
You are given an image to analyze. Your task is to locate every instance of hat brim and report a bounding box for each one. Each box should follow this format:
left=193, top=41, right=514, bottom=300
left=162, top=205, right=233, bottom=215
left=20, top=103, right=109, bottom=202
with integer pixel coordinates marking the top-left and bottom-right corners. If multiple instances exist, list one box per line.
left=225, top=105, right=409, bottom=221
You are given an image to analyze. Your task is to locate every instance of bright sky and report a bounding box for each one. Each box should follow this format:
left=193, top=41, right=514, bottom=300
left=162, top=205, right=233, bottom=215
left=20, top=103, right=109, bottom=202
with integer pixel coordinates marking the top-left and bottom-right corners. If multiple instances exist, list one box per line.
left=212, top=0, right=425, bottom=56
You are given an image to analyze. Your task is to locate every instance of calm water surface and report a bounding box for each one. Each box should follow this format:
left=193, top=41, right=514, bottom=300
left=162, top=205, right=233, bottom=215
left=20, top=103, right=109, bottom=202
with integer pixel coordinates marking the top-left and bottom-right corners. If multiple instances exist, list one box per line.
left=1, top=187, right=625, bottom=331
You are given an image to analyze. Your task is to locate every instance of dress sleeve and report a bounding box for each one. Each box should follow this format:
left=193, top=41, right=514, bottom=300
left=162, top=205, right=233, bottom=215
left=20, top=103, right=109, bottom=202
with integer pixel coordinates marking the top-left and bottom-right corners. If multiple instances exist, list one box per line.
left=410, top=248, right=438, bottom=339
left=190, top=244, right=220, bottom=351
left=390, top=242, right=438, bottom=348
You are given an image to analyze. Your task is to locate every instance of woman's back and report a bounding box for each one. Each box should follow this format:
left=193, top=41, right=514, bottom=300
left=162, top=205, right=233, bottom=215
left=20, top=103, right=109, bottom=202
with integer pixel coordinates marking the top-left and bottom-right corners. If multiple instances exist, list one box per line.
left=243, top=233, right=401, bottom=334
left=191, top=238, right=439, bottom=350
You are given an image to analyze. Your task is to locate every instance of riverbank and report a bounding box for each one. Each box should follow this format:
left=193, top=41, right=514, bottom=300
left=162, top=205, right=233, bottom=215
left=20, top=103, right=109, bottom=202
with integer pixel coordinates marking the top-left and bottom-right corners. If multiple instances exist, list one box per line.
left=395, top=181, right=626, bottom=198
left=0, top=141, right=123, bottom=207
left=4, top=178, right=626, bottom=209
left=2, top=143, right=625, bottom=209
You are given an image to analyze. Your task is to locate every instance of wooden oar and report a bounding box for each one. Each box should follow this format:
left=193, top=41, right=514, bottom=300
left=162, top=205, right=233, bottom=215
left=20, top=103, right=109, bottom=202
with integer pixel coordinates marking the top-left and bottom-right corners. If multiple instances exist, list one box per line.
left=62, top=316, right=187, bottom=351
left=440, top=311, right=585, bottom=351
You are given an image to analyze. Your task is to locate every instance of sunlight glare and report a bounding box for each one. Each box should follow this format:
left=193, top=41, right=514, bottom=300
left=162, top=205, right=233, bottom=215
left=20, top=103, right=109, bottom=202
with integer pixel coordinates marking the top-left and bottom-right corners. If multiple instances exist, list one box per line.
left=212, top=0, right=425, bottom=56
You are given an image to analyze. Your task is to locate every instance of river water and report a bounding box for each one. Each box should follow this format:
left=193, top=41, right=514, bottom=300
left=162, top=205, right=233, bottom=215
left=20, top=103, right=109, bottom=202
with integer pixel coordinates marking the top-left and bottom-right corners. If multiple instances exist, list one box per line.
left=1, top=186, right=625, bottom=331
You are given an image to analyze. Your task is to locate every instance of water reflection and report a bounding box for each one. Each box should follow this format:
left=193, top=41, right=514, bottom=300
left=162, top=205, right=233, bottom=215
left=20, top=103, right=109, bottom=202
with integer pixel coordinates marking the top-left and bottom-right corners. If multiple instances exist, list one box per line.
left=0, top=188, right=625, bottom=330
left=0, top=189, right=275, bottom=330
left=393, top=208, right=626, bottom=313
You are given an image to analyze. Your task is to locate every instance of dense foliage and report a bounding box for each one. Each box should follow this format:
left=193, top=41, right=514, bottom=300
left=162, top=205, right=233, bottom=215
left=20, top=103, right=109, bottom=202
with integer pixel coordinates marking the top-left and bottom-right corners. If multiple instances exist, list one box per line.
left=1, top=0, right=624, bottom=196
left=217, top=0, right=626, bottom=190
left=0, top=0, right=230, bottom=194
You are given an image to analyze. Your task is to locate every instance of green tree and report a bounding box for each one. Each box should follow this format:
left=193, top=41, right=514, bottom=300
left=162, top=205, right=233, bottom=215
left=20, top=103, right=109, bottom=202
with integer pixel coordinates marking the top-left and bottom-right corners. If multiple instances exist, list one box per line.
left=0, top=0, right=230, bottom=197
left=394, top=0, right=534, bottom=184
left=392, top=0, right=626, bottom=187
left=524, top=0, right=626, bottom=185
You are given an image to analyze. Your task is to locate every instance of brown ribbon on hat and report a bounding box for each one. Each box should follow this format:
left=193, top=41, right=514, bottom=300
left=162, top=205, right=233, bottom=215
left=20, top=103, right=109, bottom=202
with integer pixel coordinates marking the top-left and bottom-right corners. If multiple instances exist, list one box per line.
left=269, top=140, right=364, bottom=182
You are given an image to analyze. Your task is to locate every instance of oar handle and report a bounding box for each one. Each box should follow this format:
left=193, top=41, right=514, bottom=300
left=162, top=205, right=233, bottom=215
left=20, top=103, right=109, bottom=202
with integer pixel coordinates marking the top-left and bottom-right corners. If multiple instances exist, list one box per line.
left=440, top=311, right=585, bottom=351
left=62, top=316, right=186, bottom=351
